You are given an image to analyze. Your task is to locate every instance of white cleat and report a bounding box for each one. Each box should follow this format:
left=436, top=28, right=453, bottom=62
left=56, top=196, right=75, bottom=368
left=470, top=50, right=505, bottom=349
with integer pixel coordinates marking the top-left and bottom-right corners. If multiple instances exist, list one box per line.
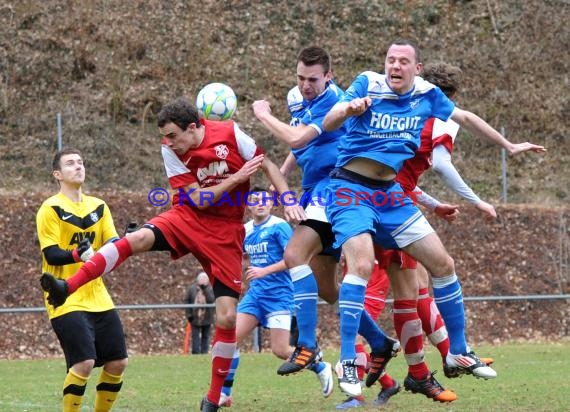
left=445, top=351, right=497, bottom=379
left=317, top=361, right=334, bottom=398
left=335, top=360, right=362, bottom=397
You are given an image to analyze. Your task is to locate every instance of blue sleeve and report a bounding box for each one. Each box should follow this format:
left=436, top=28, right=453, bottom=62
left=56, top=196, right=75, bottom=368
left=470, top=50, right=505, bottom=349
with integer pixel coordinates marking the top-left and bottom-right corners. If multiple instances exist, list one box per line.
left=431, top=87, right=455, bottom=121
left=341, top=73, right=369, bottom=102
left=275, top=222, right=293, bottom=251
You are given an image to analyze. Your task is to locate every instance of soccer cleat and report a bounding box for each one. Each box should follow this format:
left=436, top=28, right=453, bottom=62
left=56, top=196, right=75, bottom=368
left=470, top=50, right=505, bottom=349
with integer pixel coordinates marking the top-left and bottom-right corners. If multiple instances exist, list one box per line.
left=373, top=380, right=401, bottom=406
left=365, top=337, right=401, bottom=387
left=317, top=361, right=334, bottom=398
left=335, top=360, right=362, bottom=397
left=335, top=395, right=365, bottom=409
left=218, top=393, right=232, bottom=408
left=277, top=345, right=320, bottom=375
left=444, top=351, right=497, bottom=379
left=200, top=396, right=220, bottom=412
left=480, top=357, right=494, bottom=366
left=404, top=371, right=457, bottom=403
left=40, top=272, right=69, bottom=308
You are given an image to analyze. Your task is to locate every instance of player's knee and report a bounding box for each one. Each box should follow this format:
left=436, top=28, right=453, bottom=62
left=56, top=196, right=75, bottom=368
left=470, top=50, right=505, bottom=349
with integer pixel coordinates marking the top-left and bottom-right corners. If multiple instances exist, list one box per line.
left=283, top=247, right=300, bottom=267
left=215, top=309, right=237, bottom=329
left=431, top=254, right=455, bottom=277
left=105, top=358, right=128, bottom=375
left=72, top=359, right=95, bottom=378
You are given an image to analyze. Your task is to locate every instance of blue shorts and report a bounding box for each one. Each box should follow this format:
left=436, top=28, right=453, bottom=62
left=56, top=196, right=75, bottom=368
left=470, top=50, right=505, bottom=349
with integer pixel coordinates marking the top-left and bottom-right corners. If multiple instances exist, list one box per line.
left=325, top=172, right=434, bottom=250
left=238, top=289, right=293, bottom=329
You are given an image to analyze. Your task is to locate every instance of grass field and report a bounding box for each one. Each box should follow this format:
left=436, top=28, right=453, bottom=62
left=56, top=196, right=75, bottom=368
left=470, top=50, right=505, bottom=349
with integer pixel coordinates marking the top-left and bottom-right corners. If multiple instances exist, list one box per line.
left=1, top=342, right=568, bottom=411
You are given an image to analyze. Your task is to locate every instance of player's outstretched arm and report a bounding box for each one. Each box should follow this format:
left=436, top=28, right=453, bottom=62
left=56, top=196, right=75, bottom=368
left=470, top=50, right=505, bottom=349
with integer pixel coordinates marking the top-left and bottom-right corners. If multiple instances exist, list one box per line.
left=252, top=100, right=319, bottom=148
left=451, top=108, right=546, bottom=155
left=323, top=97, right=371, bottom=131
left=431, top=145, right=497, bottom=219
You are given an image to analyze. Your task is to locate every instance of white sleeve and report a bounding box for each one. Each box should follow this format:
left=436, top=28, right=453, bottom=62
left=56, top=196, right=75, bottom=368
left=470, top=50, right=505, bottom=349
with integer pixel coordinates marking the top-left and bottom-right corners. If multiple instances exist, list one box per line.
left=431, top=145, right=481, bottom=205
left=414, top=186, right=441, bottom=211
left=161, top=145, right=190, bottom=178
left=234, top=123, right=258, bottom=161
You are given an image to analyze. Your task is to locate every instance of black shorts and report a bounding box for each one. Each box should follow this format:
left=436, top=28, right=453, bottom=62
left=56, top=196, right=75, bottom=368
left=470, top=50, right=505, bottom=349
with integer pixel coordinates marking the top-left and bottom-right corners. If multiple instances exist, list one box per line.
left=51, top=309, right=128, bottom=370
left=298, top=219, right=341, bottom=261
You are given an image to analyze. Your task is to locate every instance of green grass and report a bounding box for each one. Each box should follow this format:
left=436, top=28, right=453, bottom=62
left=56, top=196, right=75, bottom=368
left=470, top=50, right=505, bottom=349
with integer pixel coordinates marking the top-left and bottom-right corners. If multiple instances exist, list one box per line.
left=1, top=342, right=569, bottom=411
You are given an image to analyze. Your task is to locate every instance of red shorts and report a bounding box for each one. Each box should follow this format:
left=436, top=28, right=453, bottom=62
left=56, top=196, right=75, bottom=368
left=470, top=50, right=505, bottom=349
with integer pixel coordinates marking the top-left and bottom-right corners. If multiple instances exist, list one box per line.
left=373, top=244, right=417, bottom=270
left=364, top=264, right=390, bottom=319
left=148, top=206, right=244, bottom=294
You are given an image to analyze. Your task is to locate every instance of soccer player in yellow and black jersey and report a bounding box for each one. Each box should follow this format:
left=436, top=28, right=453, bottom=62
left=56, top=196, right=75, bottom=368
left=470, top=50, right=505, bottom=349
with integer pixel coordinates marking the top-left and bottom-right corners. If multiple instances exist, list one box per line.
left=36, top=148, right=128, bottom=412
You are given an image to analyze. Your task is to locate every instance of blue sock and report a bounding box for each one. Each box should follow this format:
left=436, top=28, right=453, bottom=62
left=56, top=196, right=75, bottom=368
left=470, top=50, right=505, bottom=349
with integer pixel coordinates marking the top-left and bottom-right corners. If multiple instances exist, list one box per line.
left=307, top=361, right=325, bottom=374
left=290, top=265, right=318, bottom=348
left=339, top=275, right=367, bottom=362
left=432, top=274, right=468, bottom=354
left=221, top=349, right=240, bottom=396
left=358, top=310, right=388, bottom=353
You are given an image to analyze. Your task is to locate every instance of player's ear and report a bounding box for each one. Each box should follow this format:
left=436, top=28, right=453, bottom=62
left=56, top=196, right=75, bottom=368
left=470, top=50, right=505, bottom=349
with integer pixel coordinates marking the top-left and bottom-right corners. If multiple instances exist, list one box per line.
left=415, top=62, right=423, bottom=75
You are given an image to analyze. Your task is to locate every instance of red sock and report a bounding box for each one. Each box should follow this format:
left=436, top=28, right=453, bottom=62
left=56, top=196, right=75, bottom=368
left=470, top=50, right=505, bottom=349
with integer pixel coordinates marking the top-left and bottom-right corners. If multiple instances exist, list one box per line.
left=354, top=343, right=370, bottom=380
left=393, top=299, right=429, bottom=379
left=67, top=238, right=133, bottom=293
left=379, top=371, right=395, bottom=389
left=417, top=288, right=450, bottom=361
left=207, top=327, right=237, bottom=405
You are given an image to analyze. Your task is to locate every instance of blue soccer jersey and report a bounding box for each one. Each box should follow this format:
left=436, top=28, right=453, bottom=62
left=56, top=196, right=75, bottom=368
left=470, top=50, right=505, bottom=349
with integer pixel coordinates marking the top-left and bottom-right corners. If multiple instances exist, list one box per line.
left=336, top=72, right=455, bottom=173
left=288, top=81, right=345, bottom=190
left=243, top=215, right=293, bottom=296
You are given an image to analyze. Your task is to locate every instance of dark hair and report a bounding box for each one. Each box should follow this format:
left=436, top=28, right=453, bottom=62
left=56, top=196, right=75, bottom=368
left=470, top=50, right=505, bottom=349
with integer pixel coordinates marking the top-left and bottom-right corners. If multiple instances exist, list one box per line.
left=52, top=148, right=82, bottom=171
left=249, top=186, right=270, bottom=195
left=422, top=63, right=463, bottom=97
left=157, top=98, right=201, bottom=130
left=390, top=39, right=422, bottom=63
left=297, top=46, right=332, bottom=73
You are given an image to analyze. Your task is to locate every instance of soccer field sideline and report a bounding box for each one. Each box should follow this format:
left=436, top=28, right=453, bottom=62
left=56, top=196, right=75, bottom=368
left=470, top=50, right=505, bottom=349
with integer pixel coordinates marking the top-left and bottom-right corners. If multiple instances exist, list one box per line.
left=1, top=341, right=569, bottom=411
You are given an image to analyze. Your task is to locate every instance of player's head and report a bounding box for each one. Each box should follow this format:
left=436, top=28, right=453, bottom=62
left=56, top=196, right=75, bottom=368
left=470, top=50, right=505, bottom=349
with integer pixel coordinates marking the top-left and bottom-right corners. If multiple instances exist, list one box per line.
left=421, top=62, right=463, bottom=99
left=52, top=148, right=85, bottom=187
left=158, top=98, right=203, bottom=154
left=247, top=186, right=274, bottom=221
left=385, top=39, right=422, bottom=95
left=296, top=46, right=333, bottom=101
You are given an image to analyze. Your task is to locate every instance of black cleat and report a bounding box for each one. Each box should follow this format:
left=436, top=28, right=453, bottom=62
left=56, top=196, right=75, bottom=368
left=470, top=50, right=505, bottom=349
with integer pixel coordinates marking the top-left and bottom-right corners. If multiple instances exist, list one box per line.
left=365, top=337, right=400, bottom=387
left=40, top=272, right=69, bottom=308
left=373, top=380, right=401, bottom=406
left=404, top=371, right=457, bottom=403
left=200, top=395, right=219, bottom=412
left=277, top=345, right=320, bottom=375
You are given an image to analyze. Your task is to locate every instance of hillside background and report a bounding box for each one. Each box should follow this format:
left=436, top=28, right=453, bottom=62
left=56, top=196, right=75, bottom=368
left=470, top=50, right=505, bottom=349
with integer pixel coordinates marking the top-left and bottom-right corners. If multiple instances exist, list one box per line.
left=0, top=1, right=569, bottom=359
left=0, top=0, right=568, bottom=202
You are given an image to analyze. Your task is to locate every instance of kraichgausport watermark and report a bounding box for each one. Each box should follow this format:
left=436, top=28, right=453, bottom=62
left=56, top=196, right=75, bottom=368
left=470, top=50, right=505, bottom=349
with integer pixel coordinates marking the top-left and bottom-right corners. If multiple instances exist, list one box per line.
left=146, top=188, right=422, bottom=207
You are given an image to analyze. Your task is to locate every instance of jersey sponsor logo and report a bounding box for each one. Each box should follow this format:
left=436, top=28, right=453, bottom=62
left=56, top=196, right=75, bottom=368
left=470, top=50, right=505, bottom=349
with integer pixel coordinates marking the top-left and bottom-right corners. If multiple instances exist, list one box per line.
left=184, top=156, right=192, bottom=166
left=70, top=231, right=95, bottom=246
left=214, top=144, right=229, bottom=159
left=197, top=160, right=229, bottom=182
left=89, top=212, right=99, bottom=223
left=244, top=242, right=269, bottom=254
left=62, top=214, right=73, bottom=220
left=369, top=112, right=421, bottom=131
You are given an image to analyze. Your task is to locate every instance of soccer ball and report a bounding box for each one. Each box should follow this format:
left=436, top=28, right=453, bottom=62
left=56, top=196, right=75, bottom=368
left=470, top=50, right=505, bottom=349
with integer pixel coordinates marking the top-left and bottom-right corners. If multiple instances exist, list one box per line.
left=196, top=82, right=237, bottom=120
